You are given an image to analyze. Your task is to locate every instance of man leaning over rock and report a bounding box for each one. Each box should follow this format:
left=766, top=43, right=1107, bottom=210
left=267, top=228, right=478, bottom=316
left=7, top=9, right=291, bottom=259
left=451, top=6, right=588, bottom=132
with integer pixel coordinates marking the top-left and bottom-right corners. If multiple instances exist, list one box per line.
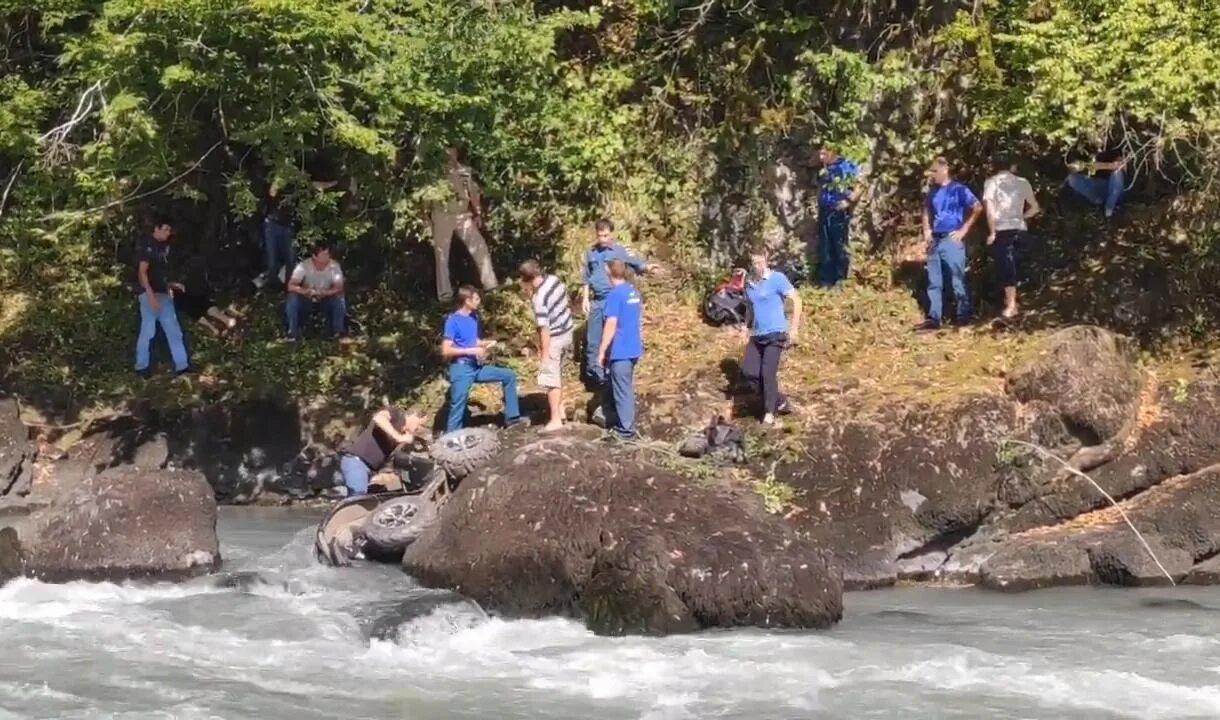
left=519, top=259, right=574, bottom=433
left=337, top=407, right=425, bottom=497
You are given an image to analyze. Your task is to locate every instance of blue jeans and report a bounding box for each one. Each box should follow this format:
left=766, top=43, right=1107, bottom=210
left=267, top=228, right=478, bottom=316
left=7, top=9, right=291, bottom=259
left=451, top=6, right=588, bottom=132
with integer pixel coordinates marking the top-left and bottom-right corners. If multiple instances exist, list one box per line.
left=135, top=292, right=189, bottom=372
left=1066, top=171, right=1125, bottom=216
left=605, top=358, right=638, bottom=438
left=446, top=363, right=521, bottom=432
left=285, top=293, right=346, bottom=337
left=340, top=454, right=371, bottom=496
left=263, top=219, right=296, bottom=280
left=584, top=298, right=606, bottom=385
left=926, top=235, right=971, bottom=325
left=817, top=210, right=851, bottom=286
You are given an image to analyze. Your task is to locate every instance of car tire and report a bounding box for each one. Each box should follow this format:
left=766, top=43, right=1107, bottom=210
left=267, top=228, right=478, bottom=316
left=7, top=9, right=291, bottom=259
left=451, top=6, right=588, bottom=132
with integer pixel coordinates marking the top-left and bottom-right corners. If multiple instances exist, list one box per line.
left=429, top=427, right=499, bottom=480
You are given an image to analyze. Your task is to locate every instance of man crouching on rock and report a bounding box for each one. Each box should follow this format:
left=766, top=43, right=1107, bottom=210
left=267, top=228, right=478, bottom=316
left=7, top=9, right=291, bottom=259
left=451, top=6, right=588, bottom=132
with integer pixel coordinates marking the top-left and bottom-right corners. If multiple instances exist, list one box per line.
left=338, top=407, right=424, bottom=497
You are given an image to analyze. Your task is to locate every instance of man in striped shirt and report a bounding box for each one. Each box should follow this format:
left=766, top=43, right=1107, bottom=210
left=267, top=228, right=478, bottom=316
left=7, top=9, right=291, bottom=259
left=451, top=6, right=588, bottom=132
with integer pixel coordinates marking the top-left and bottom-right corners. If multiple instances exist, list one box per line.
left=519, top=259, right=575, bottom=432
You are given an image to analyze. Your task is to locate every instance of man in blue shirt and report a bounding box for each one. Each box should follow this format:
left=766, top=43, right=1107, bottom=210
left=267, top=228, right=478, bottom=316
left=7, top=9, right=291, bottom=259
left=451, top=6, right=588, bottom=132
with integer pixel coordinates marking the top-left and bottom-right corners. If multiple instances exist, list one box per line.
left=917, top=157, right=983, bottom=332
left=815, top=145, right=862, bottom=289
left=580, top=219, right=652, bottom=387
left=440, top=286, right=527, bottom=432
left=596, top=260, right=643, bottom=440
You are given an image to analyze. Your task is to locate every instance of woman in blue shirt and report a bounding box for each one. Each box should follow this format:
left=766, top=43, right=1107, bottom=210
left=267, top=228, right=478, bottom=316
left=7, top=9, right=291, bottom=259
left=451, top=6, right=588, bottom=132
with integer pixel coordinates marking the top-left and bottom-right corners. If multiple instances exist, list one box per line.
left=741, top=249, right=803, bottom=426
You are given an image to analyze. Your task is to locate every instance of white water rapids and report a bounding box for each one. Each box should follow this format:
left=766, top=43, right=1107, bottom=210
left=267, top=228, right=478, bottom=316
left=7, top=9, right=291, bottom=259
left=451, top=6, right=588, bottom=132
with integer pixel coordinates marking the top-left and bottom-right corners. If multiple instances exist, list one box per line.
left=3, top=507, right=1220, bottom=719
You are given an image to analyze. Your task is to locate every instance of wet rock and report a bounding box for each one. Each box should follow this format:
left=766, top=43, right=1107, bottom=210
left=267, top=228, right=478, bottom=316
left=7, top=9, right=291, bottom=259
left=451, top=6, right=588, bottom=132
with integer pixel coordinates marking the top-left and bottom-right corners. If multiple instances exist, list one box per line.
left=0, top=465, right=220, bottom=582
left=973, top=465, right=1220, bottom=590
left=1182, top=554, right=1220, bottom=586
left=0, top=398, right=33, bottom=498
left=978, top=541, right=1093, bottom=591
left=402, top=432, right=842, bottom=636
left=781, top=394, right=1027, bottom=589
left=1005, top=325, right=1142, bottom=444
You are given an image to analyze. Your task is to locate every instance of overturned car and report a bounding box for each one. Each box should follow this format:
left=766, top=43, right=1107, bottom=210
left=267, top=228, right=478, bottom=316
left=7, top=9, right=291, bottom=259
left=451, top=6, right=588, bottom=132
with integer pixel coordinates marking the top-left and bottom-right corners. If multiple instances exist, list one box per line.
left=314, top=426, right=499, bottom=567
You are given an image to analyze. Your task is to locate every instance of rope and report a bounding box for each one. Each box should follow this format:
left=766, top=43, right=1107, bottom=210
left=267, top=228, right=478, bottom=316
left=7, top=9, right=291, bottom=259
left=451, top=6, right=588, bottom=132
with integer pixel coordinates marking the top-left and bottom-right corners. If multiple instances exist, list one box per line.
left=1006, top=439, right=1176, bottom=586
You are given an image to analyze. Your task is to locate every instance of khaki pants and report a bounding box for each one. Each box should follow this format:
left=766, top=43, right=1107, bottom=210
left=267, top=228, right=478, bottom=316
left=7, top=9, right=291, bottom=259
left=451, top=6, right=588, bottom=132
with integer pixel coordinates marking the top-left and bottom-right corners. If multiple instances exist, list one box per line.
left=538, top=330, right=573, bottom=389
left=431, top=211, right=498, bottom=300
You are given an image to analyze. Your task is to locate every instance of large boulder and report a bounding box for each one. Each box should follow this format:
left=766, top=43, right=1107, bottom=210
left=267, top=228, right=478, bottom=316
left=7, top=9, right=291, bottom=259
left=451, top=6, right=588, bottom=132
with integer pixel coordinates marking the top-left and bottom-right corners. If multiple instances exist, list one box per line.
left=1005, top=325, right=1143, bottom=445
left=401, top=432, right=843, bottom=636
left=0, top=465, right=220, bottom=582
left=0, top=398, right=34, bottom=498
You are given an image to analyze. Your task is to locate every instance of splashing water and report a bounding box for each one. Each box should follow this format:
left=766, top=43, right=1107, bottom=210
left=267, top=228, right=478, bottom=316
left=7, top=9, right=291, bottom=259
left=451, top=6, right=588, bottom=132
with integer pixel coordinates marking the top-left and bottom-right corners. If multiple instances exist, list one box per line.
left=2, top=508, right=1219, bottom=719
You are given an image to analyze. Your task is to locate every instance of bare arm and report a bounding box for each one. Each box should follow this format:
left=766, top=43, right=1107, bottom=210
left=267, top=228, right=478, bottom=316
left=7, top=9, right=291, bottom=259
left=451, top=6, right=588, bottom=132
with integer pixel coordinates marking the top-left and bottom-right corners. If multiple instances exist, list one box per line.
left=922, top=207, right=932, bottom=242
left=984, top=198, right=999, bottom=241
left=787, top=292, right=803, bottom=341
left=372, top=409, right=413, bottom=445
left=441, top=339, right=485, bottom=361
left=1024, top=193, right=1042, bottom=220
left=960, top=202, right=984, bottom=234
left=320, top=275, right=345, bottom=298
left=597, top=317, right=619, bottom=366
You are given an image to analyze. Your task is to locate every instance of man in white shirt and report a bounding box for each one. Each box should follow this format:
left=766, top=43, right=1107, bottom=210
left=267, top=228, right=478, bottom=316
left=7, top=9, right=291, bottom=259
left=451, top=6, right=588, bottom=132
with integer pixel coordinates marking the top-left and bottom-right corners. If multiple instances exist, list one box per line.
left=983, top=153, right=1041, bottom=319
left=285, top=243, right=347, bottom=340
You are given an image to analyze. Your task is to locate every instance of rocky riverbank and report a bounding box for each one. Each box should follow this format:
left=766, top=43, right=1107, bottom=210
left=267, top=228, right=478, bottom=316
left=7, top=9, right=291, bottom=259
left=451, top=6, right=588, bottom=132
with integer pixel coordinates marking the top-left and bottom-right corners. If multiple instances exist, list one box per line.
left=3, top=323, right=1219, bottom=632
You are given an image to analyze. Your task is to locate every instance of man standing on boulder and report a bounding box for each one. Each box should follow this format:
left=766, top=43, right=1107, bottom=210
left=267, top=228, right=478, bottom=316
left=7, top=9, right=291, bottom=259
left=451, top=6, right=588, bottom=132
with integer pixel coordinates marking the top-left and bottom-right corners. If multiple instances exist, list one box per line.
left=581, top=220, right=653, bottom=389
left=133, top=214, right=191, bottom=379
left=596, top=260, right=644, bottom=441
left=915, top=156, right=982, bottom=333
left=441, top=286, right=528, bottom=432
left=815, top=144, right=862, bottom=289
left=983, top=152, right=1040, bottom=320
left=519, top=259, right=574, bottom=433
left=337, top=407, right=425, bottom=497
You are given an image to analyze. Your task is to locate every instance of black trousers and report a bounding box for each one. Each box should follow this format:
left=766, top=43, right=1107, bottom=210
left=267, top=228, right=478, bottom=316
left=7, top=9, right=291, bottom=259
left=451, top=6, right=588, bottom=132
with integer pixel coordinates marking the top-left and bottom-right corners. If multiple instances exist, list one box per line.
left=742, top=332, right=788, bottom=415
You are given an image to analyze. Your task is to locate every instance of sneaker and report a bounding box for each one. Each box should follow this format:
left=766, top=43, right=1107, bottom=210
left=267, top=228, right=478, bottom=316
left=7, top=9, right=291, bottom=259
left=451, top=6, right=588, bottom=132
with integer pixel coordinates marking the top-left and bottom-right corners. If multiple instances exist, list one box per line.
left=913, top=320, right=941, bottom=333
left=776, top=399, right=795, bottom=416
left=590, top=406, right=607, bottom=428
left=284, top=333, right=301, bottom=343
left=504, top=416, right=531, bottom=429
left=761, top=413, right=776, bottom=426
left=135, top=368, right=152, bottom=380
left=252, top=273, right=268, bottom=290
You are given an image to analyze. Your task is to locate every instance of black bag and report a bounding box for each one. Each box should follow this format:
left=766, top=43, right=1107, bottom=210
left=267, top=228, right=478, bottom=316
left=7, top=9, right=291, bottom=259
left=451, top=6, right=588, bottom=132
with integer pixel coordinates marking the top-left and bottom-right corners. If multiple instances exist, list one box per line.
left=703, top=268, right=748, bottom=326
left=678, top=416, right=747, bottom=463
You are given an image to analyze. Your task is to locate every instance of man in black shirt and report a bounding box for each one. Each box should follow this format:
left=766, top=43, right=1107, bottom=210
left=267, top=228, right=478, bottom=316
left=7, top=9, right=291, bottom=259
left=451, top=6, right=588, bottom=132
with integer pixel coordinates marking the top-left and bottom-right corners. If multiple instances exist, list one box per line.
left=338, top=406, right=424, bottom=496
left=1066, top=143, right=1130, bottom=219
left=133, top=215, right=190, bottom=378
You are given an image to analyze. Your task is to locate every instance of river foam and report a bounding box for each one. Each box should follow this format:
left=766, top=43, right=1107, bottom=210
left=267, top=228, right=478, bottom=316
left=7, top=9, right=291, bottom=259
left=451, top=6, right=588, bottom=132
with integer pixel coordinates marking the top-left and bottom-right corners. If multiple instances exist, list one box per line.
left=2, top=508, right=1219, bottom=720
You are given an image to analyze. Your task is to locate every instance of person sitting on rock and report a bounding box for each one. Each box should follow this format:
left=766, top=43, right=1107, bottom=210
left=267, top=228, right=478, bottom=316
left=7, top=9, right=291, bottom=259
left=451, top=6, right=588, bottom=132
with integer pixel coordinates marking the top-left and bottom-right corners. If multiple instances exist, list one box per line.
left=285, top=242, right=347, bottom=341
left=740, top=247, right=802, bottom=426
left=337, top=407, right=425, bottom=497
left=518, top=258, right=574, bottom=433
left=441, top=285, right=528, bottom=432
left=1065, top=142, right=1130, bottom=220
left=596, top=260, right=644, bottom=441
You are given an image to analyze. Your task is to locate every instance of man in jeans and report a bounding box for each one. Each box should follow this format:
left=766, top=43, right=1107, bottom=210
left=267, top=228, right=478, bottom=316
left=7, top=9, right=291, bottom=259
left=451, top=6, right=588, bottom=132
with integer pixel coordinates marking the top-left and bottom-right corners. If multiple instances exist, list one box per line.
left=815, top=145, right=862, bottom=289
left=133, top=215, right=191, bottom=378
left=1065, top=143, right=1129, bottom=219
left=441, top=286, right=528, bottom=432
left=580, top=219, right=651, bottom=388
left=596, top=260, right=644, bottom=440
left=519, top=259, right=574, bottom=433
left=983, top=152, right=1041, bottom=319
left=338, top=406, right=424, bottom=497
left=915, top=157, right=983, bottom=332
left=285, top=243, right=347, bottom=340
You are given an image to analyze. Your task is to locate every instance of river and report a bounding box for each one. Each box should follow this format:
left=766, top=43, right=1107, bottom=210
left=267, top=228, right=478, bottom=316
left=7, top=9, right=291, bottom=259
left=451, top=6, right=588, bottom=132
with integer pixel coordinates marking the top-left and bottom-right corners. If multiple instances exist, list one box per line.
left=2, top=507, right=1219, bottom=719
